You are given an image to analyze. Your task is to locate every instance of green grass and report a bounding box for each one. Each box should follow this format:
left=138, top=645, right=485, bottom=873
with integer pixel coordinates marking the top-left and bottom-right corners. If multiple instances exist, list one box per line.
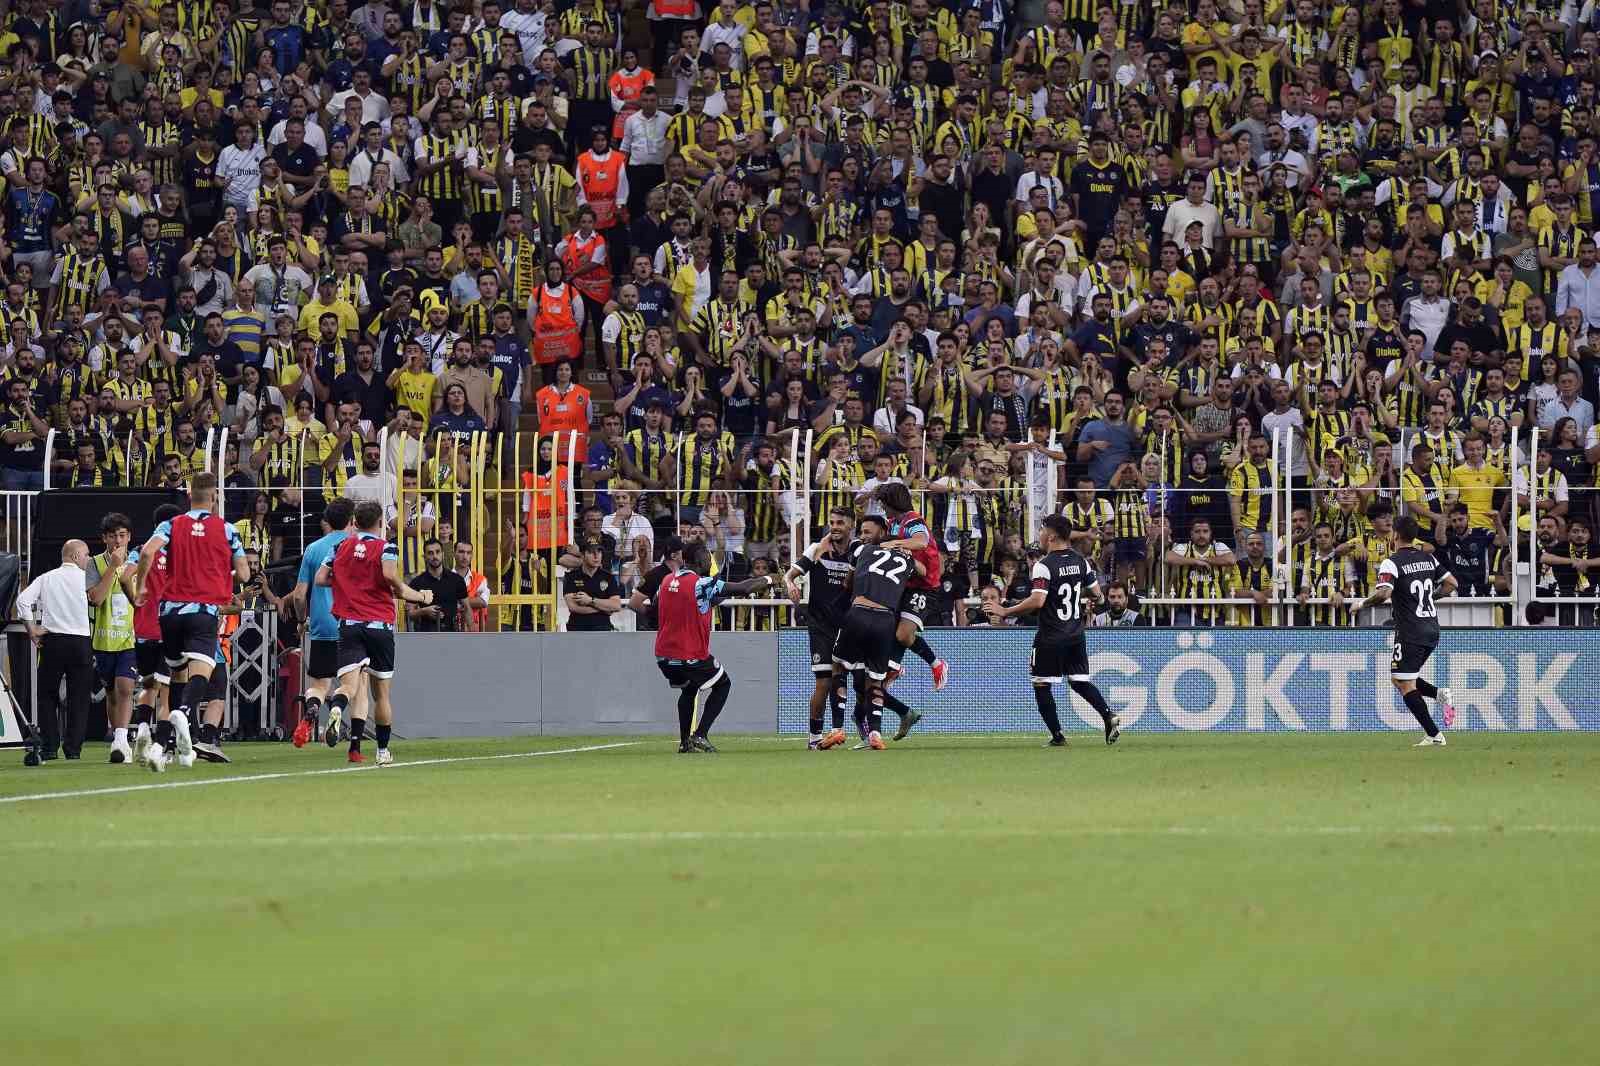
left=3, top=731, right=1595, bottom=1066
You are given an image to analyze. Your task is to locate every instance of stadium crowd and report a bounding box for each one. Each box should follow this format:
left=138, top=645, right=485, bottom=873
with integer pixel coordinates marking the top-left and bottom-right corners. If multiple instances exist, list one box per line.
left=0, top=0, right=1594, bottom=633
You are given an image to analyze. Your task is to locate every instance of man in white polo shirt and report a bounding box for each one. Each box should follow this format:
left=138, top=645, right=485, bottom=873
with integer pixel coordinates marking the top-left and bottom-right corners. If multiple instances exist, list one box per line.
left=17, top=540, right=94, bottom=762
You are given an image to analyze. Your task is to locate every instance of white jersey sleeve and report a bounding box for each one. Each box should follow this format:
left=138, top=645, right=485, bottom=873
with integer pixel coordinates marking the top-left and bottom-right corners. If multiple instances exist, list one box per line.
left=1375, top=557, right=1398, bottom=588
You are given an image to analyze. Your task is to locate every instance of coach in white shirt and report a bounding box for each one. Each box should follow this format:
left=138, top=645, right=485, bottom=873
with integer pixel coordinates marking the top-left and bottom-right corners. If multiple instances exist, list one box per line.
left=17, top=540, right=94, bottom=761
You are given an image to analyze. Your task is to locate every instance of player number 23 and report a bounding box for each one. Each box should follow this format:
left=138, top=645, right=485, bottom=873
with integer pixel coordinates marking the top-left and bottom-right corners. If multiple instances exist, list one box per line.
left=1410, top=577, right=1436, bottom=618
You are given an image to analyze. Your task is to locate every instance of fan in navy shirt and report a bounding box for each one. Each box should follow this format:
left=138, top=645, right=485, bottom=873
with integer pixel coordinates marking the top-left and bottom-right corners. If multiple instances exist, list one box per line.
left=430, top=383, right=488, bottom=443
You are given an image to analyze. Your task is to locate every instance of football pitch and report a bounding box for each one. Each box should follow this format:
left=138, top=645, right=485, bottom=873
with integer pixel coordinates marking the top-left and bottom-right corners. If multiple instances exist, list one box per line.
left=3, top=731, right=1595, bottom=1066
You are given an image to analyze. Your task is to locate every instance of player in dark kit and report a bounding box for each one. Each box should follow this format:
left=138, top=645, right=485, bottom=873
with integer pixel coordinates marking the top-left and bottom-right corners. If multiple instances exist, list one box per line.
left=133, top=473, right=250, bottom=769
left=784, top=506, right=857, bottom=750
left=875, top=482, right=950, bottom=740
left=1357, top=515, right=1460, bottom=746
left=984, top=514, right=1122, bottom=747
left=832, top=515, right=920, bottom=751
left=316, top=500, right=435, bottom=765
left=629, top=536, right=773, bottom=752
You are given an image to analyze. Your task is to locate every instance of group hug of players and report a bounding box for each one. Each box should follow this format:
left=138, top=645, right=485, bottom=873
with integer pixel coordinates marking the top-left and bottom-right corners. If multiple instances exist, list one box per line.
left=789, top=481, right=1120, bottom=749
left=102, top=474, right=433, bottom=772
left=637, top=481, right=1462, bottom=750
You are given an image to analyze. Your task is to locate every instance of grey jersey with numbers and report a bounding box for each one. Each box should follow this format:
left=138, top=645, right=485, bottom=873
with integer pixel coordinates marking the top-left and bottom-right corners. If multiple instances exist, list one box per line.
left=1034, top=548, right=1098, bottom=640
left=850, top=543, right=914, bottom=609
left=1377, top=546, right=1444, bottom=647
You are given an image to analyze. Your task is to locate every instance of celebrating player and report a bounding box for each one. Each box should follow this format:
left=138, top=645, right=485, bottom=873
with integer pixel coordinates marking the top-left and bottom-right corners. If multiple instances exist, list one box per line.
left=1356, top=515, right=1459, bottom=746
left=133, top=474, right=250, bottom=769
left=629, top=536, right=773, bottom=753
left=984, top=514, right=1122, bottom=747
left=316, top=500, right=434, bottom=765
left=785, top=506, right=856, bottom=750
left=874, top=482, right=949, bottom=739
left=128, top=503, right=181, bottom=768
left=290, top=498, right=361, bottom=749
left=831, top=515, right=921, bottom=751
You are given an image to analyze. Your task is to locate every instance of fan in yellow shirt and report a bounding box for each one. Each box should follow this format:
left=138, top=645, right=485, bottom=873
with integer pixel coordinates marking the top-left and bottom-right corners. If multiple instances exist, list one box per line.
left=387, top=341, right=439, bottom=420
left=1451, top=437, right=1506, bottom=530
left=296, top=276, right=360, bottom=339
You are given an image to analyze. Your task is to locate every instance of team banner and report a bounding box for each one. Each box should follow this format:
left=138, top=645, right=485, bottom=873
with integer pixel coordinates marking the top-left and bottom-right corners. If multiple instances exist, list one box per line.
left=776, top=628, right=1599, bottom=732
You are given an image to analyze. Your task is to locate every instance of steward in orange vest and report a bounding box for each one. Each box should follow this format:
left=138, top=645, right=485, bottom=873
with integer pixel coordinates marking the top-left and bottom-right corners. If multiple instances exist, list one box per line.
left=558, top=211, right=614, bottom=306
left=528, top=258, right=583, bottom=373
left=575, top=132, right=628, bottom=231
left=608, top=59, right=655, bottom=141
left=535, top=359, right=593, bottom=460
left=521, top=458, right=572, bottom=551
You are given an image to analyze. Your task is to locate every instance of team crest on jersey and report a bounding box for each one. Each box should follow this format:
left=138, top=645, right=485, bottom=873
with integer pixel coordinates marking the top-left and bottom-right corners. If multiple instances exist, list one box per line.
left=354, top=543, right=368, bottom=558
left=188, top=524, right=205, bottom=536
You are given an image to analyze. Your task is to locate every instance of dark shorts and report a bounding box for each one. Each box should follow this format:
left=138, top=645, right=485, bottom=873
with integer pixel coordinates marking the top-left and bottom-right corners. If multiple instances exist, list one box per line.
left=94, top=648, right=138, bottom=684
left=832, top=606, right=899, bottom=681
left=338, top=623, right=397, bottom=680
left=160, top=612, right=220, bottom=669
left=657, top=657, right=723, bottom=690
left=135, top=639, right=165, bottom=680
left=1390, top=639, right=1436, bottom=680
left=307, top=638, right=340, bottom=681
left=807, top=624, right=838, bottom=676
left=899, top=587, right=937, bottom=631
left=1031, top=633, right=1090, bottom=685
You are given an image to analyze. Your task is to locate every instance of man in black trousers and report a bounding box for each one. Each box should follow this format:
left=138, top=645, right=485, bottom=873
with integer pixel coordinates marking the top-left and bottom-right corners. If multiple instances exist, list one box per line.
left=16, top=540, right=95, bottom=761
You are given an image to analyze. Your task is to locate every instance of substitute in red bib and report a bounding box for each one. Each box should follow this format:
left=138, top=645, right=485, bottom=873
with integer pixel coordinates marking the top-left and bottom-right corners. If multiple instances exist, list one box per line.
left=128, top=502, right=182, bottom=768
left=133, top=473, right=250, bottom=769
left=316, top=499, right=434, bottom=766
left=628, top=535, right=772, bottom=752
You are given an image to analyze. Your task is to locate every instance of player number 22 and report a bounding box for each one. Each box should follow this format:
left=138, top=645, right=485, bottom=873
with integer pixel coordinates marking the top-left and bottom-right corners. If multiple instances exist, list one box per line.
left=1410, top=577, right=1436, bottom=618
left=867, top=552, right=908, bottom=581
left=1055, top=581, right=1082, bottom=622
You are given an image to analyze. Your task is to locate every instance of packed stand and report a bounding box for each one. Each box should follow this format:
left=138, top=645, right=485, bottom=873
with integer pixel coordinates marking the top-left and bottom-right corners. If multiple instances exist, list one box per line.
left=0, top=0, right=1589, bottom=632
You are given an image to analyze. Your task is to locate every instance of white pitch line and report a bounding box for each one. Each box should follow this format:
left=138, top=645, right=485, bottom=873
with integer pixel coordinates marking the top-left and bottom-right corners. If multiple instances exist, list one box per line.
left=0, top=741, right=640, bottom=806
left=2, top=823, right=1597, bottom=851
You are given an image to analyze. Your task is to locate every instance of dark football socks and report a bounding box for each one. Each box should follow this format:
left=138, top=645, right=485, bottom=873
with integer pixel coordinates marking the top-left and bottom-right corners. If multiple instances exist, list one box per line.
left=879, top=689, right=911, bottom=719
left=909, top=635, right=937, bottom=666
left=694, top=674, right=732, bottom=737
left=133, top=703, right=154, bottom=727
left=349, top=716, right=367, bottom=753
left=375, top=723, right=391, bottom=749
left=303, top=696, right=322, bottom=722
left=1404, top=690, right=1440, bottom=737
left=1068, top=679, right=1114, bottom=725
left=1414, top=679, right=1439, bottom=700
left=180, top=676, right=209, bottom=718
left=1034, top=686, right=1064, bottom=738
left=676, top=688, right=696, bottom=744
